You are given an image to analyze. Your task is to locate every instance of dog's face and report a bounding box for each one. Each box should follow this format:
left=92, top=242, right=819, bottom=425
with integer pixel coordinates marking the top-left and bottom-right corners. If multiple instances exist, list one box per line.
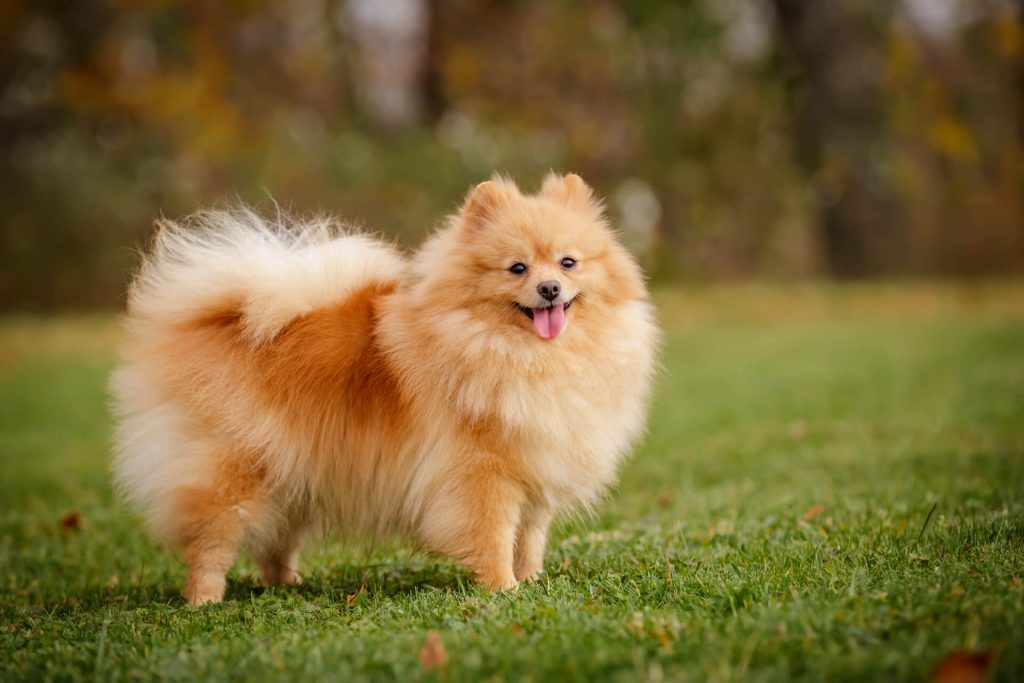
left=427, top=173, right=645, bottom=341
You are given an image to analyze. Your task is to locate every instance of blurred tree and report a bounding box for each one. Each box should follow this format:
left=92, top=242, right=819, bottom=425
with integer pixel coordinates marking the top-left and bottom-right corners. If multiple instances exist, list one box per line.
left=0, top=0, right=1021, bottom=310
left=770, top=0, right=904, bottom=277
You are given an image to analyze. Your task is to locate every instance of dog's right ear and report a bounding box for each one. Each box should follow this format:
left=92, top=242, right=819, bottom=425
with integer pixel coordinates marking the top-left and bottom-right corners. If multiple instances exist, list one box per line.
left=461, top=178, right=518, bottom=229
left=540, top=172, right=602, bottom=217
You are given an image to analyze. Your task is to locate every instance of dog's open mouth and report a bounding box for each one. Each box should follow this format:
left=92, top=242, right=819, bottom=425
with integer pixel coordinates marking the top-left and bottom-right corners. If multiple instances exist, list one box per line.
left=514, top=297, right=575, bottom=340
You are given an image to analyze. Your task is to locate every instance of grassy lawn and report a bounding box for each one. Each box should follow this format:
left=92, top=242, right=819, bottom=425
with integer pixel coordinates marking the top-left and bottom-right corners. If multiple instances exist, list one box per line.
left=2, top=283, right=1023, bottom=681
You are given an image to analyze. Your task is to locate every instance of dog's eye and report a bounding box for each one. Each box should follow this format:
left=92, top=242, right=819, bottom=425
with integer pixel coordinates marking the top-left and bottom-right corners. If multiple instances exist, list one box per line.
left=560, top=257, right=577, bottom=270
left=509, top=262, right=528, bottom=275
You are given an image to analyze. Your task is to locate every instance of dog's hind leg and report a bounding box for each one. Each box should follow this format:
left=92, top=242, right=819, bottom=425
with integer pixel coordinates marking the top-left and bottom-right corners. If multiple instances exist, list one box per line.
left=255, top=517, right=307, bottom=588
left=170, top=451, right=272, bottom=605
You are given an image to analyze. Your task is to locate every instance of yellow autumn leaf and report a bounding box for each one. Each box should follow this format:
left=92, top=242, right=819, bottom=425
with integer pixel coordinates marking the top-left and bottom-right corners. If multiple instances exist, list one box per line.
left=996, top=16, right=1024, bottom=58
left=927, top=116, right=978, bottom=162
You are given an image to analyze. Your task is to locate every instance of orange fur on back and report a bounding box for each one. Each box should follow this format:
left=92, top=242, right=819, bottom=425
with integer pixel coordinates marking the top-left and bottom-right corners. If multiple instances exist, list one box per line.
left=110, top=175, right=660, bottom=604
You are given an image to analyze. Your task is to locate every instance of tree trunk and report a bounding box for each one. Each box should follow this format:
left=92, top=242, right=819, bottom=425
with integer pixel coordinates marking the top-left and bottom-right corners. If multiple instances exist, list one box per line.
left=771, top=0, right=904, bottom=277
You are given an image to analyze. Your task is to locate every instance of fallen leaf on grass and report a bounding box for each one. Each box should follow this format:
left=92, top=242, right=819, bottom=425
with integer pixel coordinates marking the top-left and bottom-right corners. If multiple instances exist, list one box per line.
left=931, top=651, right=991, bottom=683
left=59, top=511, right=82, bottom=533
left=625, top=614, right=645, bottom=636
left=801, top=504, right=825, bottom=523
left=650, top=625, right=672, bottom=649
left=419, top=631, right=447, bottom=672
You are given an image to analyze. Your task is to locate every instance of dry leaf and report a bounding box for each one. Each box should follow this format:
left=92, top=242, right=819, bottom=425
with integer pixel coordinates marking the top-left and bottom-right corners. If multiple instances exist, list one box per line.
left=419, top=631, right=447, bottom=672
left=59, top=510, right=82, bottom=532
left=801, top=504, right=825, bottom=523
left=931, top=651, right=991, bottom=683
left=651, top=625, right=672, bottom=649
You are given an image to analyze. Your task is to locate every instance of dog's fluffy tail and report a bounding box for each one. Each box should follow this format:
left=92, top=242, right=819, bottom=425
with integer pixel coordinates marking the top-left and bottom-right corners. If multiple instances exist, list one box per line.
left=125, top=208, right=406, bottom=344
left=111, top=209, right=406, bottom=536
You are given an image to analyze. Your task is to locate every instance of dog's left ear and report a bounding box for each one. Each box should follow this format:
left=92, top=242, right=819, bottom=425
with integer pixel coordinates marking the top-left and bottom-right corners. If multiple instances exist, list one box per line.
left=540, top=172, right=602, bottom=216
left=461, top=178, right=519, bottom=229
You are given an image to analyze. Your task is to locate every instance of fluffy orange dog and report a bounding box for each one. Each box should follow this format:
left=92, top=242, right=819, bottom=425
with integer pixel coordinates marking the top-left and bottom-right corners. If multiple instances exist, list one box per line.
left=111, top=173, right=659, bottom=605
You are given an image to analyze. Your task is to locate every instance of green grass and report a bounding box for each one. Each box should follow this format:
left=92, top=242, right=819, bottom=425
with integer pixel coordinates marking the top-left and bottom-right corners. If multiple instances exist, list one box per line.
left=2, top=283, right=1023, bottom=681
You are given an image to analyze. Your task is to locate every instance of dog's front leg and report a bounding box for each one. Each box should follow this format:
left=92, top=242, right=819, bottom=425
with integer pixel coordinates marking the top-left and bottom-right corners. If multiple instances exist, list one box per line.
left=514, top=504, right=552, bottom=582
left=420, top=467, right=523, bottom=591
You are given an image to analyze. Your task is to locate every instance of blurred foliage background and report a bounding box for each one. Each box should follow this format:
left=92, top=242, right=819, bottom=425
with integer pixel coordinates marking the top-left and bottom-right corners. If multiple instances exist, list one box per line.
left=1, top=0, right=1022, bottom=310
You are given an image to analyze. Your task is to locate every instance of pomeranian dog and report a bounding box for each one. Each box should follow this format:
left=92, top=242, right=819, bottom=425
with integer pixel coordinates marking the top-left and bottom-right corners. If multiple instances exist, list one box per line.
left=110, top=173, right=658, bottom=605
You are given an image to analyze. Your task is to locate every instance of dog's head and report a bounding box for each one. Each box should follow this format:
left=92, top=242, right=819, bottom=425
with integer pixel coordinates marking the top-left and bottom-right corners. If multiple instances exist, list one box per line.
left=418, top=173, right=645, bottom=341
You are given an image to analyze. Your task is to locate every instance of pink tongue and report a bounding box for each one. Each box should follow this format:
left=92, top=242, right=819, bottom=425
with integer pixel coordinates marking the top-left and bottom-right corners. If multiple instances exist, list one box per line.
left=532, top=305, right=566, bottom=339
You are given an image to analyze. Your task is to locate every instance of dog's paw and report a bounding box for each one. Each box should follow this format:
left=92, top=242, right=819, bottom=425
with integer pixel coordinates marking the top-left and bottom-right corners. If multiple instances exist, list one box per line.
left=516, top=568, right=544, bottom=583
left=261, top=567, right=302, bottom=588
left=184, top=587, right=224, bottom=606
left=279, top=569, right=302, bottom=586
left=475, top=572, right=519, bottom=593
left=184, top=574, right=226, bottom=606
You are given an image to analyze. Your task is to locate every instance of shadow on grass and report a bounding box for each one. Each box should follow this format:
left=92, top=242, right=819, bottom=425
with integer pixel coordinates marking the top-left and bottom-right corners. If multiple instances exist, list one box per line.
left=283, top=560, right=471, bottom=600
left=111, top=561, right=470, bottom=607
left=10, top=561, right=471, bottom=621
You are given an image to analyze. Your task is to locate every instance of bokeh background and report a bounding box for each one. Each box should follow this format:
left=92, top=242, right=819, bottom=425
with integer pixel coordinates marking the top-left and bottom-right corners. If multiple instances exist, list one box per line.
left=2, top=0, right=1023, bottom=310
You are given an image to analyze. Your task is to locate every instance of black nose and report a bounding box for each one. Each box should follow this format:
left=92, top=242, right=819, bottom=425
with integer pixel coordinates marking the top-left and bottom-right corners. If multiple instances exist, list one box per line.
left=537, top=280, right=561, bottom=302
